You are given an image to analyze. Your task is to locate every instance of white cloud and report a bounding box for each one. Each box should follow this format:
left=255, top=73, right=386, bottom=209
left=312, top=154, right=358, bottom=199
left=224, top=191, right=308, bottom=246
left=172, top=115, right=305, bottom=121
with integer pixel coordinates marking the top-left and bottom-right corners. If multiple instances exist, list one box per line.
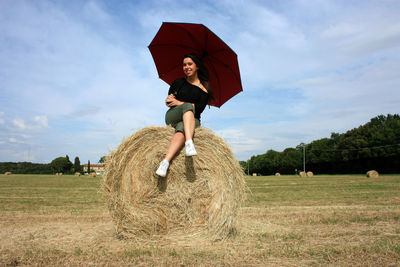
left=215, top=128, right=261, bottom=158
left=11, top=116, right=49, bottom=131
left=34, top=115, right=48, bottom=128
left=1, top=0, right=399, bottom=163
left=13, top=118, right=27, bottom=130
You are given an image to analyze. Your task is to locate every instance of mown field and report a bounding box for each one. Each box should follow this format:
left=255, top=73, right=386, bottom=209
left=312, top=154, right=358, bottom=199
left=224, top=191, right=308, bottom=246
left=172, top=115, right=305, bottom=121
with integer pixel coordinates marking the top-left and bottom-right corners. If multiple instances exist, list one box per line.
left=0, top=174, right=399, bottom=266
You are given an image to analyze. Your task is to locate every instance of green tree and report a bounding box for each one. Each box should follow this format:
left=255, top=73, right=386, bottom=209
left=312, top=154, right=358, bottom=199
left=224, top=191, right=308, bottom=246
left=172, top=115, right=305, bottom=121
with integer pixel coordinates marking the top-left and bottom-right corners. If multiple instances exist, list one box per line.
left=306, top=138, right=336, bottom=164
left=50, top=157, right=73, bottom=174
left=0, top=162, right=52, bottom=174
left=337, top=114, right=400, bottom=161
left=263, top=149, right=281, bottom=174
left=280, top=148, right=302, bottom=174
left=245, top=114, right=400, bottom=174
left=74, top=157, right=81, bottom=173
left=87, top=160, right=91, bottom=173
left=239, top=161, right=248, bottom=174
left=249, top=155, right=263, bottom=174
left=99, top=156, right=106, bottom=163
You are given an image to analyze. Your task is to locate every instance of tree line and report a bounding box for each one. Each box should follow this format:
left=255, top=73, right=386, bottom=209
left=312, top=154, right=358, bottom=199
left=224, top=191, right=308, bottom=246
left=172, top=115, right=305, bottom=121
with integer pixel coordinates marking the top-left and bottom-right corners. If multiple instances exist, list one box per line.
left=241, top=114, right=400, bottom=175
left=0, top=155, right=91, bottom=174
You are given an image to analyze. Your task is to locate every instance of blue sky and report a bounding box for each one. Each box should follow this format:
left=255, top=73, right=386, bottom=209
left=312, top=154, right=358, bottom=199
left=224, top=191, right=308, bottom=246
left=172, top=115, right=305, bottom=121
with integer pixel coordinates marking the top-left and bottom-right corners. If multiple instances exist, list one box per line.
left=1, top=0, right=399, bottom=163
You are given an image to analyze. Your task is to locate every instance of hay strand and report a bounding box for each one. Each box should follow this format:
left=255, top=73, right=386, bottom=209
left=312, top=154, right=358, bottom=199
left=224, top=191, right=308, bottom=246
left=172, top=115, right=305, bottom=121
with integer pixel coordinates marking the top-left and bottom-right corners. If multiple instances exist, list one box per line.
left=102, top=126, right=246, bottom=242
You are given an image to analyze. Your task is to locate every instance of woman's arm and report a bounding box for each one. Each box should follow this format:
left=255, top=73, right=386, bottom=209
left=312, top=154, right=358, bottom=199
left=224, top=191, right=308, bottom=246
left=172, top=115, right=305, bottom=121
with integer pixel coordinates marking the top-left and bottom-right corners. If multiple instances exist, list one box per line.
left=165, top=94, right=186, bottom=107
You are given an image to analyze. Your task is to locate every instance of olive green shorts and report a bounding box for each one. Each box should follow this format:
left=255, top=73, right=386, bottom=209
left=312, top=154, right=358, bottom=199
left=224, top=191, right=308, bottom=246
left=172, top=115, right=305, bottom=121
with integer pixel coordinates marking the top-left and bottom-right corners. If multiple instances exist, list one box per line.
left=165, top=103, right=200, bottom=134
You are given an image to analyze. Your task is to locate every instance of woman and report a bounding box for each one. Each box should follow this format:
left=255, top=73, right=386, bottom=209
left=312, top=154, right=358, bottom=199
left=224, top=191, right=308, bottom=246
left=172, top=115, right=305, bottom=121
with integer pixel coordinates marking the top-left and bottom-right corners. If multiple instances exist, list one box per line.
left=156, top=53, right=211, bottom=177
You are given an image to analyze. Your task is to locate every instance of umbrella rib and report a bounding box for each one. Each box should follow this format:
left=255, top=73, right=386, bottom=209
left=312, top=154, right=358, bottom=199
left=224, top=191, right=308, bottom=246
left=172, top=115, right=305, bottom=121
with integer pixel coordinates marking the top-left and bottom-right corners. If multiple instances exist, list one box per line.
left=203, top=31, right=209, bottom=58
left=205, top=54, right=242, bottom=86
left=172, top=23, right=203, bottom=51
left=201, top=45, right=241, bottom=84
left=207, top=61, right=222, bottom=107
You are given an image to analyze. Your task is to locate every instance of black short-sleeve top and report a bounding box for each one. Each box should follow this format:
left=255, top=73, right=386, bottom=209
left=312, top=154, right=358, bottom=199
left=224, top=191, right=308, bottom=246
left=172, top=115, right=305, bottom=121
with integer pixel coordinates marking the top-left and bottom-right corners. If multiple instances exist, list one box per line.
left=168, top=78, right=209, bottom=120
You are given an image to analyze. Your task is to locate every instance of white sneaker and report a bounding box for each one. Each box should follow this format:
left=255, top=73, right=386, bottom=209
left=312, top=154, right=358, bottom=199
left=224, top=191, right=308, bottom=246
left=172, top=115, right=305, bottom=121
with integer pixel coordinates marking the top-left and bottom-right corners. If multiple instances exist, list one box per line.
left=185, top=140, right=197, bottom=156
left=156, top=159, right=169, bottom=177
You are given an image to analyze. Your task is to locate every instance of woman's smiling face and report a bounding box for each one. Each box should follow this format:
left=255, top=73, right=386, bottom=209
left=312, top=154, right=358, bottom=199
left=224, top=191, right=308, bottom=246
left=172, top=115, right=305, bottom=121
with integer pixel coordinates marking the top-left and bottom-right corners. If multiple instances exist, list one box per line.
left=183, top=57, right=198, bottom=77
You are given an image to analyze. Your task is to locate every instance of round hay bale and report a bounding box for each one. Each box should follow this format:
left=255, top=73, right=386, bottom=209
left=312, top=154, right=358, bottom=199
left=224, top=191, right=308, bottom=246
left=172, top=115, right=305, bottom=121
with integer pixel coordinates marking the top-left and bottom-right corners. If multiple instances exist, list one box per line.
left=307, top=171, right=314, bottom=177
left=89, top=172, right=97, bottom=178
left=299, top=171, right=307, bottom=177
left=4, top=172, right=12, bottom=175
left=275, top=173, right=280, bottom=176
left=75, top=172, right=81, bottom=177
left=366, top=170, right=379, bottom=178
left=102, top=126, right=246, bottom=242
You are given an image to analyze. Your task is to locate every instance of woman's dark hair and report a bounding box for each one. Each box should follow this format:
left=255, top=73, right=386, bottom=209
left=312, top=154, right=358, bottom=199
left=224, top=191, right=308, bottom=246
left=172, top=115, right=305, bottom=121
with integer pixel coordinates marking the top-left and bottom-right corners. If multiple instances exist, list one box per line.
left=183, top=53, right=214, bottom=101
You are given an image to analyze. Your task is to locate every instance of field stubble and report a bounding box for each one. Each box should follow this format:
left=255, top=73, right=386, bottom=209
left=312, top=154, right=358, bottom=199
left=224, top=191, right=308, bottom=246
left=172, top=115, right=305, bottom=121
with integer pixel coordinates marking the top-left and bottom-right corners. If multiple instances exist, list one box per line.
left=0, top=174, right=399, bottom=266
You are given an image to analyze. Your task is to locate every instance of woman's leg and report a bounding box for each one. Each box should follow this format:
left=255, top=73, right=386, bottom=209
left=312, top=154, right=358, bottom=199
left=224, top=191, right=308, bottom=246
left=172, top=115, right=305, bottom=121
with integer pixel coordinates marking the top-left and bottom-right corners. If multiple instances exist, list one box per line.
left=182, top=110, right=195, bottom=141
left=157, top=104, right=197, bottom=177
left=182, top=110, right=198, bottom=156
left=156, top=131, right=185, bottom=177
left=165, top=132, right=185, bottom=162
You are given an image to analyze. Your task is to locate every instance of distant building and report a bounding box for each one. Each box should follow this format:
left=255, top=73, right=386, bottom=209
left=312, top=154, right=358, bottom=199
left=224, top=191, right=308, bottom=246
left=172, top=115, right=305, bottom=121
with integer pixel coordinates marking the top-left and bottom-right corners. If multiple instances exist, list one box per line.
left=83, top=164, right=105, bottom=175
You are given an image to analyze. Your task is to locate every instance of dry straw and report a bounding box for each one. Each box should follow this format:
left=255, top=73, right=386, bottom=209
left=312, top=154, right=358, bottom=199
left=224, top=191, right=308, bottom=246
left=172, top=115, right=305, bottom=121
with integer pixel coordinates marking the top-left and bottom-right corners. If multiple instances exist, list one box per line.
left=299, top=171, right=307, bottom=177
left=366, top=170, right=379, bottom=178
left=307, top=171, right=314, bottom=177
left=102, top=126, right=246, bottom=243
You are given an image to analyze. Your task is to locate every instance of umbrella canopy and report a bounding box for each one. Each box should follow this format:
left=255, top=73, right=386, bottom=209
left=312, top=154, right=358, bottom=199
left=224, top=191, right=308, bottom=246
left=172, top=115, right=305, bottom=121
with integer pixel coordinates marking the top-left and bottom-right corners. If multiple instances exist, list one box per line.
left=148, top=22, right=243, bottom=108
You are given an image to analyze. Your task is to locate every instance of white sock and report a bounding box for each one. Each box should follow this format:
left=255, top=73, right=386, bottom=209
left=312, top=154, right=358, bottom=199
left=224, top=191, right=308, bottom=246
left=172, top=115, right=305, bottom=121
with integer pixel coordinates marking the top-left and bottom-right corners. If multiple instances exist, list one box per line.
left=162, top=159, right=169, bottom=165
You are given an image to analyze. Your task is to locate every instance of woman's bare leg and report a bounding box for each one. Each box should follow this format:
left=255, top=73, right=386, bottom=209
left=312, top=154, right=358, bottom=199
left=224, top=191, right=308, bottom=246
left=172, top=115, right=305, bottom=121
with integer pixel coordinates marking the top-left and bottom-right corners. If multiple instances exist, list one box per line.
left=162, top=111, right=195, bottom=163
left=165, top=132, right=185, bottom=162
left=183, top=111, right=195, bottom=141
left=182, top=110, right=197, bottom=156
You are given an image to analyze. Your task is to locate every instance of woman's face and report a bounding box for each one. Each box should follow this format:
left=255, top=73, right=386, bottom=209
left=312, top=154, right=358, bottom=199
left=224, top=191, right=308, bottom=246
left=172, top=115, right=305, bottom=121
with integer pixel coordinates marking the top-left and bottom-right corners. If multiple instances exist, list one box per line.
left=183, top=57, right=198, bottom=77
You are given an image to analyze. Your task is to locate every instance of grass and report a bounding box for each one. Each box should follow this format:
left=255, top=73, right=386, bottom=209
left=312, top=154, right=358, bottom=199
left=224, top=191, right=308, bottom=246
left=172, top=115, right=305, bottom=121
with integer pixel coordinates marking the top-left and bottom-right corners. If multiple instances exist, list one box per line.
left=0, top=174, right=103, bottom=214
left=0, top=173, right=399, bottom=266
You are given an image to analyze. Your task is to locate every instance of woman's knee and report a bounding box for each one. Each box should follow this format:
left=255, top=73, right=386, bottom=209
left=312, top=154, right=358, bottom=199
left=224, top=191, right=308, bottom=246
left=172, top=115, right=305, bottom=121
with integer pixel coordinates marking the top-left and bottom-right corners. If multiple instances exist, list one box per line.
left=181, top=103, right=195, bottom=114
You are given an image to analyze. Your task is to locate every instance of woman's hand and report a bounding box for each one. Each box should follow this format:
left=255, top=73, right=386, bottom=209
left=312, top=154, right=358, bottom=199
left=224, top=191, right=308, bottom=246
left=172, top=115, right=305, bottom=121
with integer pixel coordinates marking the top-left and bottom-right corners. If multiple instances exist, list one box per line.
left=165, top=94, right=184, bottom=107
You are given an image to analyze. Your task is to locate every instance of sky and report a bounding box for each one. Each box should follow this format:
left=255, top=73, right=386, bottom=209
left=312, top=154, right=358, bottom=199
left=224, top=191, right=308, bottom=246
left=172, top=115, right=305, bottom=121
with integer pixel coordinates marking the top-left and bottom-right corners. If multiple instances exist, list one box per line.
left=0, top=0, right=399, bottom=164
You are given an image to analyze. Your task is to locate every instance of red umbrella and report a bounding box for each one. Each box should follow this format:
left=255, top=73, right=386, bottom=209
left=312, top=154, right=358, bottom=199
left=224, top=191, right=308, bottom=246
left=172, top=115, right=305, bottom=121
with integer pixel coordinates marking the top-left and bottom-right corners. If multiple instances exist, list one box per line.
left=148, top=22, right=243, bottom=108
